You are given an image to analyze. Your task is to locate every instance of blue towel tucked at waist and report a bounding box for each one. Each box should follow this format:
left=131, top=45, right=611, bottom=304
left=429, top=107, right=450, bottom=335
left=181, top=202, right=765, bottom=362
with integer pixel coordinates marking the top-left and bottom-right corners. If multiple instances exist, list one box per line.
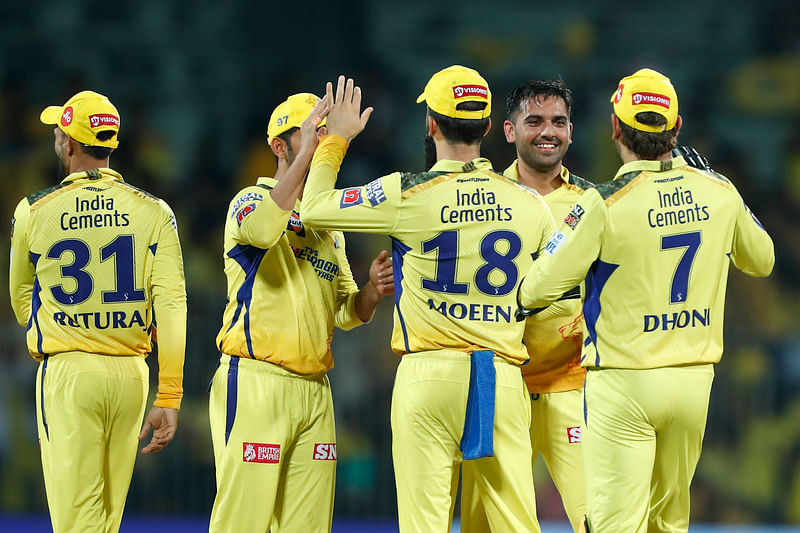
left=459, top=350, right=496, bottom=460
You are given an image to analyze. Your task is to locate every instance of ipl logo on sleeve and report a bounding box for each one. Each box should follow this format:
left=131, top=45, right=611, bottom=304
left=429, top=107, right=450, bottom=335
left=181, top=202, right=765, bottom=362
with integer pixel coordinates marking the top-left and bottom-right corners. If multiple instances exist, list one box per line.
left=340, top=187, right=363, bottom=209
left=545, top=231, right=567, bottom=256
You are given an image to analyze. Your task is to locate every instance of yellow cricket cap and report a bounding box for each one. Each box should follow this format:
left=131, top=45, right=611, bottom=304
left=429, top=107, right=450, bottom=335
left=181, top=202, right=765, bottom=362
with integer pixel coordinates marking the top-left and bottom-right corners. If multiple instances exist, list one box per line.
left=610, top=68, right=678, bottom=133
left=267, top=93, right=326, bottom=143
left=416, top=65, right=491, bottom=119
left=40, top=90, right=120, bottom=148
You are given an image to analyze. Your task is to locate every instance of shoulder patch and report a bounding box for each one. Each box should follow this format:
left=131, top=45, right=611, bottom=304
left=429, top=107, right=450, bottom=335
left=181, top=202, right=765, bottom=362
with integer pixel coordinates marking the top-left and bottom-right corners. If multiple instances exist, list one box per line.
left=400, top=171, right=448, bottom=192
left=593, top=171, right=641, bottom=200
left=115, top=181, right=162, bottom=202
left=568, top=173, right=595, bottom=191
left=26, top=182, right=70, bottom=206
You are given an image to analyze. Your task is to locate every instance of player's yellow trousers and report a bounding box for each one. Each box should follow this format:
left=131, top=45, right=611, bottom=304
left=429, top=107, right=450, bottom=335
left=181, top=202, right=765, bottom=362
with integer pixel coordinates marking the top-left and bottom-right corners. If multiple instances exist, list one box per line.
left=391, top=349, right=540, bottom=533
left=583, top=365, right=714, bottom=533
left=461, top=387, right=586, bottom=532
left=36, top=351, right=148, bottom=533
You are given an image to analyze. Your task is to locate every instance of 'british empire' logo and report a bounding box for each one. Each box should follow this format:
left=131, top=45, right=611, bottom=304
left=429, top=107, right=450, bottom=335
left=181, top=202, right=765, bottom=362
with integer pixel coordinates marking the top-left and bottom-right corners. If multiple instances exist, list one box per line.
left=243, top=442, right=281, bottom=464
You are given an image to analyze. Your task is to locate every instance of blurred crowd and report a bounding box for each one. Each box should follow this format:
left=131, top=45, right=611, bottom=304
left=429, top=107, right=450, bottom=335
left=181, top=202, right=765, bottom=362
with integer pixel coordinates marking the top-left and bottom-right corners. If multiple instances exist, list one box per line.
left=1, top=0, right=799, bottom=524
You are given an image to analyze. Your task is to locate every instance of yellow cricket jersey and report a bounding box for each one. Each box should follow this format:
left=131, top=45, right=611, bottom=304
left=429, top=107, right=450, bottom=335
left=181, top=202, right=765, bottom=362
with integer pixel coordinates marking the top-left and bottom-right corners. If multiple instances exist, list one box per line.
left=9, top=168, right=186, bottom=409
left=215, top=177, right=364, bottom=374
left=519, top=156, right=775, bottom=369
left=504, top=161, right=592, bottom=393
left=301, top=135, right=557, bottom=365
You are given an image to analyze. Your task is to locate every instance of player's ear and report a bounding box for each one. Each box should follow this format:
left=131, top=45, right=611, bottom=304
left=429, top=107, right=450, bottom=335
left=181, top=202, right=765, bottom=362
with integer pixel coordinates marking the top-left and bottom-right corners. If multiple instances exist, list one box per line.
left=64, top=134, right=78, bottom=157
left=483, top=118, right=492, bottom=137
left=270, top=137, right=287, bottom=159
left=674, top=115, right=682, bottom=135
left=426, top=114, right=437, bottom=138
left=503, top=120, right=515, bottom=143
left=568, top=121, right=574, bottom=144
left=610, top=113, right=621, bottom=140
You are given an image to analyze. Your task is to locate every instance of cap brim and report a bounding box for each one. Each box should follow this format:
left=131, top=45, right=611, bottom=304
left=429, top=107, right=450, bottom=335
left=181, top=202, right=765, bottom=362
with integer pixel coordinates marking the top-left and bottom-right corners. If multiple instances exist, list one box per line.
left=416, top=92, right=426, bottom=104
left=40, top=106, right=62, bottom=125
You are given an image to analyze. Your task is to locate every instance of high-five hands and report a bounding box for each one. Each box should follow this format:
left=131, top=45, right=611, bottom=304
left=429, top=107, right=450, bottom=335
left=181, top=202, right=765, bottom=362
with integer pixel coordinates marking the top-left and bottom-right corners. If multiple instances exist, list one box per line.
left=324, top=75, right=374, bottom=142
left=298, top=95, right=330, bottom=155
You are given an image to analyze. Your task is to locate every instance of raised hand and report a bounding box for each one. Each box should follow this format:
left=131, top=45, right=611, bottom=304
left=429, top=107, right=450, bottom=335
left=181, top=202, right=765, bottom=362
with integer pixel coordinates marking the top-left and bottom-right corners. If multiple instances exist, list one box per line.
left=324, top=75, right=374, bottom=142
left=298, top=95, right=330, bottom=155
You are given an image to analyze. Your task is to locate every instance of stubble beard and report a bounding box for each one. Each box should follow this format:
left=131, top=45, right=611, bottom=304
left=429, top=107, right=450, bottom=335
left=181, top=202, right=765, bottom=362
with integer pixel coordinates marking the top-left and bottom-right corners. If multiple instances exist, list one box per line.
left=423, top=135, right=437, bottom=170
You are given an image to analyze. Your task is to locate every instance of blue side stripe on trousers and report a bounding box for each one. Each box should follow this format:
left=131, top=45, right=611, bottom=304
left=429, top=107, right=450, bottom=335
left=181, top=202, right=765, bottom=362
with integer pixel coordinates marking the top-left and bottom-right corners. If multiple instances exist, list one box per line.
left=224, top=357, right=239, bottom=444
left=40, top=355, right=49, bottom=440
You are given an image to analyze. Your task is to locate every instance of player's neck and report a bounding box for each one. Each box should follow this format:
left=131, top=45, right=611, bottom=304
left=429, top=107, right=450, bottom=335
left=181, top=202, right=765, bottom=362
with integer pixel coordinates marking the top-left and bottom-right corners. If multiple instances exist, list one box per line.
left=435, top=141, right=481, bottom=164
left=67, top=156, right=109, bottom=175
left=617, top=142, right=672, bottom=165
left=515, top=159, right=563, bottom=195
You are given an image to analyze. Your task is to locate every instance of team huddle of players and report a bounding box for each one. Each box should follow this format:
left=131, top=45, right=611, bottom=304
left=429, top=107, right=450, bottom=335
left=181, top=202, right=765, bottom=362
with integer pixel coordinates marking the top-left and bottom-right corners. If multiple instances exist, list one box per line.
left=9, top=65, right=773, bottom=533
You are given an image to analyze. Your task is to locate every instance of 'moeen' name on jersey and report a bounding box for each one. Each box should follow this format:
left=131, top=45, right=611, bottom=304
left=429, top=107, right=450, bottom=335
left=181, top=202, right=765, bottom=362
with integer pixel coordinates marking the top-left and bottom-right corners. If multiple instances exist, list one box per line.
left=301, top=135, right=556, bottom=366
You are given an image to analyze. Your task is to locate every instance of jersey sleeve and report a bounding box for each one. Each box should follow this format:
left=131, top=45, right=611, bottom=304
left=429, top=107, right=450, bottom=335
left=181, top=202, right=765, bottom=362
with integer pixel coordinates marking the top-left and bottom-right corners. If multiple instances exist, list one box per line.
left=519, top=190, right=605, bottom=310
left=150, top=203, right=187, bottom=410
left=301, top=134, right=401, bottom=234
left=9, top=198, right=34, bottom=327
left=332, top=233, right=367, bottom=331
left=232, top=187, right=292, bottom=249
left=730, top=195, right=774, bottom=277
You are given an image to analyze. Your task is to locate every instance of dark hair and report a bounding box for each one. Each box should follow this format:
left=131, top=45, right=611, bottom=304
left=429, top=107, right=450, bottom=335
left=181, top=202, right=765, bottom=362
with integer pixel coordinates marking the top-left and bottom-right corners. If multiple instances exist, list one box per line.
left=276, top=127, right=298, bottom=145
left=616, top=112, right=678, bottom=159
left=428, top=101, right=489, bottom=145
left=506, top=79, right=573, bottom=121
left=79, top=130, right=116, bottom=160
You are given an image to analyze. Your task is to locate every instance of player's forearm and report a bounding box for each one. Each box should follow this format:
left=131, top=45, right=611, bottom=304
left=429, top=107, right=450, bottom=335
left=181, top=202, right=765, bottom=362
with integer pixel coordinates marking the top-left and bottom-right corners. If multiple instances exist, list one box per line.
left=301, top=135, right=349, bottom=227
left=153, top=299, right=186, bottom=410
left=732, top=207, right=774, bottom=277
left=354, top=279, right=382, bottom=323
left=270, top=147, right=316, bottom=211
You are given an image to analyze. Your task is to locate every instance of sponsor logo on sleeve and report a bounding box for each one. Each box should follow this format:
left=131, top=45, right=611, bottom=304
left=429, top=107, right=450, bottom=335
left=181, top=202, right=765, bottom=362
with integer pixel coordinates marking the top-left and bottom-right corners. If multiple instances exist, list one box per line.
left=567, top=426, right=582, bottom=444
left=236, top=204, right=256, bottom=226
left=10, top=217, right=14, bottom=239
left=313, top=443, right=337, bottom=460
left=631, top=92, right=670, bottom=108
left=365, top=178, right=387, bottom=207
left=243, top=442, right=281, bottom=464
left=231, top=192, right=263, bottom=217
left=340, top=187, right=363, bottom=209
left=563, top=204, right=585, bottom=230
left=89, top=113, right=120, bottom=128
left=545, top=230, right=567, bottom=256
left=287, top=210, right=305, bottom=236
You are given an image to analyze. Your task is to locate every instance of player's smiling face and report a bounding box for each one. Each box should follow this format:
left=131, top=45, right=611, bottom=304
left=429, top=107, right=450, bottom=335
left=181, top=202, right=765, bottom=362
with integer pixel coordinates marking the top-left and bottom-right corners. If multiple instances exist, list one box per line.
left=510, top=96, right=572, bottom=173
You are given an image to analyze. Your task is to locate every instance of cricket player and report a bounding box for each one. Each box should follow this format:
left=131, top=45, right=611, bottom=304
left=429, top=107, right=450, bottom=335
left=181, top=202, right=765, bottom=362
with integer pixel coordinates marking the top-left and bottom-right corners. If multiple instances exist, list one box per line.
left=461, top=79, right=591, bottom=532
left=517, top=68, right=775, bottom=532
left=8, top=90, right=186, bottom=532
left=301, top=68, right=556, bottom=532
left=208, top=93, right=392, bottom=533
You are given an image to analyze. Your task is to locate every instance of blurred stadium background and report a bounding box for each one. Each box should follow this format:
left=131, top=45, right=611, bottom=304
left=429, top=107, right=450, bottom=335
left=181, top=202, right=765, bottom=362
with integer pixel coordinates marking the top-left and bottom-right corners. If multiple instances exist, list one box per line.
left=1, top=0, right=799, bottom=531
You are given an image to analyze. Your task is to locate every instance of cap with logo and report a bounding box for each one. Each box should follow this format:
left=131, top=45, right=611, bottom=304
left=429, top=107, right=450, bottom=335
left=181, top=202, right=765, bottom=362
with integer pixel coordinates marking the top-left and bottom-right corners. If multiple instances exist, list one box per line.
left=40, top=90, right=120, bottom=148
left=610, top=68, right=678, bottom=133
left=267, top=93, right=326, bottom=144
left=416, top=65, right=491, bottom=120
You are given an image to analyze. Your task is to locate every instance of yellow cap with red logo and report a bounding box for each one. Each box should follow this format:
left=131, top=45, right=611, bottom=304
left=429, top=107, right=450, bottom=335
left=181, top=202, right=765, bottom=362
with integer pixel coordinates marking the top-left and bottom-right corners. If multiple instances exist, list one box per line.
left=610, top=68, right=678, bottom=133
left=267, top=93, right=326, bottom=143
left=40, top=90, right=120, bottom=148
left=416, top=65, right=491, bottom=119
